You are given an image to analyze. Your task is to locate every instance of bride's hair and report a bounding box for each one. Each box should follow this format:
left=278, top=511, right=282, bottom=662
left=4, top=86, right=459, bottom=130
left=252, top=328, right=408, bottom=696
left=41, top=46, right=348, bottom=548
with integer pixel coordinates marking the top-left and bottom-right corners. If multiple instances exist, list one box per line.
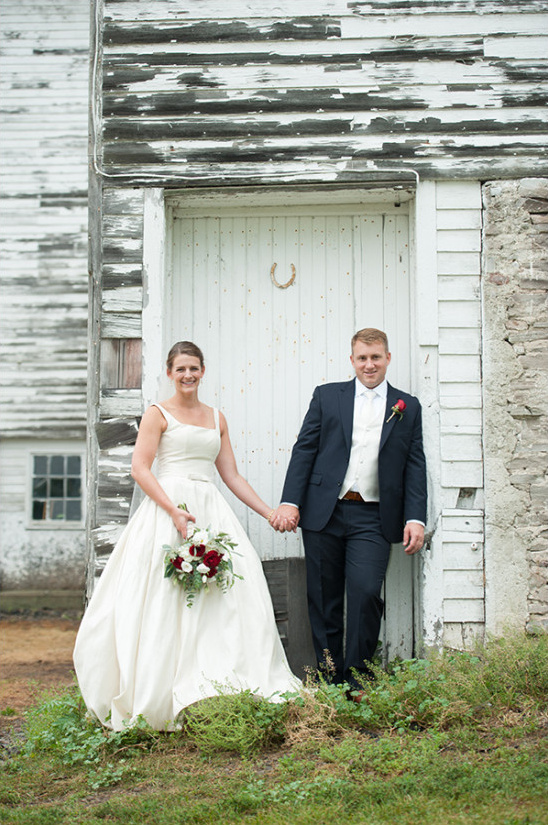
left=166, top=341, right=205, bottom=369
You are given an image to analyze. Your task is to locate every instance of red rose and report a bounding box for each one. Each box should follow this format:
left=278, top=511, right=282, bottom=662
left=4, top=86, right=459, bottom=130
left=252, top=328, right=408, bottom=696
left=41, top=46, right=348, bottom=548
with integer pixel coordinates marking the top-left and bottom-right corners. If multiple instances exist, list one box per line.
left=189, top=544, right=206, bottom=557
left=172, top=556, right=184, bottom=570
left=387, top=399, right=407, bottom=423
left=206, top=568, right=217, bottom=578
left=203, top=550, right=223, bottom=569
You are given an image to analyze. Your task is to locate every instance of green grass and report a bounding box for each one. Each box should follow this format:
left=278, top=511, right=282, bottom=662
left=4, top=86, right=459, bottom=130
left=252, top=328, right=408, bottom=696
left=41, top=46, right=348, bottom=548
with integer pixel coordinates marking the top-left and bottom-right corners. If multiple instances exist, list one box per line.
left=1, top=632, right=547, bottom=825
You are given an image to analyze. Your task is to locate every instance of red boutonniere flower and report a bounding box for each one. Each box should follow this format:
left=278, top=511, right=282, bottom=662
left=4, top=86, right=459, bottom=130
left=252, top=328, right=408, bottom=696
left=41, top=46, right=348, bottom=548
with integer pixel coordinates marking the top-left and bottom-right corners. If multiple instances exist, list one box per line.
left=386, top=399, right=406, bottom=423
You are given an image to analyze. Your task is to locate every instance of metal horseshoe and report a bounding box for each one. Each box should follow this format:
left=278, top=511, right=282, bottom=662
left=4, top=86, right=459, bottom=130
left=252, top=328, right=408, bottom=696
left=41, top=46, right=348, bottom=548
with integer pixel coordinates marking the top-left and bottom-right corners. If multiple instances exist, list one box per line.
left=270, top=262, right=296, bottom=289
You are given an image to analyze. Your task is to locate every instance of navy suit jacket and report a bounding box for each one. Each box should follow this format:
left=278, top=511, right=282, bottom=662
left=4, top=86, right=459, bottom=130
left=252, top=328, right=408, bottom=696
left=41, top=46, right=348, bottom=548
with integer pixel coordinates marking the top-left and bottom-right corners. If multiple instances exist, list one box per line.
left=281, top=380, right=427, bottom=544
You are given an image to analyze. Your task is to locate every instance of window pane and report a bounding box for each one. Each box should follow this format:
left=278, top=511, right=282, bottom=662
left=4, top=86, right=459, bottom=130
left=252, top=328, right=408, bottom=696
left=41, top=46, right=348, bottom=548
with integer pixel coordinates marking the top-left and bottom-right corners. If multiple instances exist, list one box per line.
left=51, top=501, right=65, bottom=519
left=34, top=456, right=48, bottom=475
left=32, top=478, right=47, bottom=497
left=67, top=456, right=81, bottom=475
left=32, top=500, right=47, bottom=520
left=50, top=456, right=65, bottom=474
left=50, top=478, right=64, bottom=498
left=66, top=477, right=81, bottom=497
left=66, top=500, right=82, bottom=521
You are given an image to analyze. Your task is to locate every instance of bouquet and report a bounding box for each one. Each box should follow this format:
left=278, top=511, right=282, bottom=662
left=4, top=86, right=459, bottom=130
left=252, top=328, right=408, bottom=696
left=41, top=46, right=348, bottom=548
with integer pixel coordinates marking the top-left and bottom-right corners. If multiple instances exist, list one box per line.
left=163, top=505, right=241, bottom=607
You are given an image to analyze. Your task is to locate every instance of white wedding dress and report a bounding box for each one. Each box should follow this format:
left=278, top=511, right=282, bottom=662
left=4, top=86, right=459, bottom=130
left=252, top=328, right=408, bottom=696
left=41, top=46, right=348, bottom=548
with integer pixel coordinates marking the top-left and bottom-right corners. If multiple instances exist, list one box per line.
left=73, top=404, right=300, bottom=730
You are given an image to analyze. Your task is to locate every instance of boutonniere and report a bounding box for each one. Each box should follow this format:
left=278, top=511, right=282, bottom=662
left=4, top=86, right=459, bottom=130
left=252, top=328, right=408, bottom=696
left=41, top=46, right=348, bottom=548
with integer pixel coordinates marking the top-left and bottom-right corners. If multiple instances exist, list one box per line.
left=386, top=399, right=406, bottom=423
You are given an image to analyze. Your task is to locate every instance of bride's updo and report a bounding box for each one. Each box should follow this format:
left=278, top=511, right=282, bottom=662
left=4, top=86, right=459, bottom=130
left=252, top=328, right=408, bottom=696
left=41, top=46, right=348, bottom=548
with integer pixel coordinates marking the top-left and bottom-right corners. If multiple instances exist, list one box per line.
left=166, top=341, right=205, bottom=370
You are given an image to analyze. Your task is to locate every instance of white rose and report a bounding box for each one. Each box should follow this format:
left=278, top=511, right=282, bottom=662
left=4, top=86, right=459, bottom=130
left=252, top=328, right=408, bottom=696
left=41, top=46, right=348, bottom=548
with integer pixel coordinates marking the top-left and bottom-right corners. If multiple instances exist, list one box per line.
left=181, top=561, right=193, bottom=573
left=201, top=575, right=208, bottom=583
left=192, top=530, right=210, bottom=546
left=197, top=563, right=209, bottom=575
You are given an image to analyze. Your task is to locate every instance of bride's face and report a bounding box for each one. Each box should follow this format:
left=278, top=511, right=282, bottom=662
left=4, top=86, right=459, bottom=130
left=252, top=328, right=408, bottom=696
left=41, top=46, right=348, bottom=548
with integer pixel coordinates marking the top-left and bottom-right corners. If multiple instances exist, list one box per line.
left=168, top=354, right=205, bottom=394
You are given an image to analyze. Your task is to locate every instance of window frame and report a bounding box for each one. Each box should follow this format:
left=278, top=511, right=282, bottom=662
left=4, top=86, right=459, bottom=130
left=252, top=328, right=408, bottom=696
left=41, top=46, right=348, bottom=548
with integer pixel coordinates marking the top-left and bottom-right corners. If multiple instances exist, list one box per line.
left=27, top=449, right=86, bottom=530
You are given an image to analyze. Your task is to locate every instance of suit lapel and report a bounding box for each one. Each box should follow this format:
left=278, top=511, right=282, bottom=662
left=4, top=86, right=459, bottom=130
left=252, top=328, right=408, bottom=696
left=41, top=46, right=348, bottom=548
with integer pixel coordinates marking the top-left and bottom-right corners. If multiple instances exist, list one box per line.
left=338, top=380, right=355, bottom=452
left=380, top=383, right=399, bottom=452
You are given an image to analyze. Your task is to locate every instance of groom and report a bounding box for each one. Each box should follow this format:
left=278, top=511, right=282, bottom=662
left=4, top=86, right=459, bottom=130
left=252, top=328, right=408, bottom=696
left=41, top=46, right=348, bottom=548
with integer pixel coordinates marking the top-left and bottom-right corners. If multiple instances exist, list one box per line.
left=271, top=328, right=427, bottom=689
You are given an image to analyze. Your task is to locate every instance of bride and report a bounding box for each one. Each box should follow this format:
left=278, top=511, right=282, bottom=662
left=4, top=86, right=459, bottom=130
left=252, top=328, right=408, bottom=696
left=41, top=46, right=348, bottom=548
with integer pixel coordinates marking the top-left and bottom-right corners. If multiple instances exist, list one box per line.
left=73, top=341, right=300, bottom=730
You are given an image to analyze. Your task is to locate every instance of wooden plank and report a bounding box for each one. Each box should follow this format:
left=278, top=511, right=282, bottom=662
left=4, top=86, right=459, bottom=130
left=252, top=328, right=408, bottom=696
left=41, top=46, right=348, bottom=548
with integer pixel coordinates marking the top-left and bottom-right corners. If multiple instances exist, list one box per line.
left=440, top=406, right=482, bottom=430
left=102, top=84, right=548, bottom=118
left=439, top=327, right=481, bottom=354
left=438, top=276, right=480, bottom=301
left=102, top=263, right=143, bottom=289
left=103, top=18, right=342, bottom=46
left=436, top=181, right=482, bottom=209
left=100, top=389, right=143, bottom=418
left=439, top=382, right=482, bottom=406
left=437, top=229, right=481, bottom=252
left=443, top=621, right=485, bottom=649
left=441, top=434, right=483, bottom=461
left=443, top=542, right=484, bottom=570
left=439, top=353, right=481, bottom=383
left=444, top=598, right=484, bottom=623
left=102, top=35, right=488, bottom=61
left=442, top=509, right=484, bottom=524
left=95, top=418, right=140, bottom=449
left=102, top=109, right=548, bottom=142
left=101, top=312, right=142, bottom=337
left=104, top=0, right=548, bottom=20
left=100, top=59, right=548, bottom=94
left=444, top=569, right=484, bottom=599
left=441, top=462, right=483, bottom=488
left=439, top=300, right=481, bottom=328
left=437, top=252, right=481, bottom=276
left=437, top=209, right=482, bottom=230
left=341, top=14, right=548, bottom=39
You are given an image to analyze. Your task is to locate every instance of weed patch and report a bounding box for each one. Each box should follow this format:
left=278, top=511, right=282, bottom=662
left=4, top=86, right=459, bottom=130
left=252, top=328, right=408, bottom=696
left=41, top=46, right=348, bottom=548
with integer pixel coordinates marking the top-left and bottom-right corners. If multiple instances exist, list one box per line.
left=182, top=689, right=288, bottom=756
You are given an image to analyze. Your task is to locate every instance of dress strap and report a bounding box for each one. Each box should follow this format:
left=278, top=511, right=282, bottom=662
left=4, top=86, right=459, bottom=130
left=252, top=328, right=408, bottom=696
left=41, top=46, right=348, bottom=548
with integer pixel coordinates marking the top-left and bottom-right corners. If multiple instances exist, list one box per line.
left=151, top=402, right=172, bottom=424
left=213, top=407, right=220, bottom=431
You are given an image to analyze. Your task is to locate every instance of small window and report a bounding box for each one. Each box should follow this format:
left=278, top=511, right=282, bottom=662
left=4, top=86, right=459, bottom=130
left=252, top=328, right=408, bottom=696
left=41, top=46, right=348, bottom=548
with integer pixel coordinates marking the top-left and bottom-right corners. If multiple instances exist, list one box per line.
left=31, top=454, right=83, bottom=523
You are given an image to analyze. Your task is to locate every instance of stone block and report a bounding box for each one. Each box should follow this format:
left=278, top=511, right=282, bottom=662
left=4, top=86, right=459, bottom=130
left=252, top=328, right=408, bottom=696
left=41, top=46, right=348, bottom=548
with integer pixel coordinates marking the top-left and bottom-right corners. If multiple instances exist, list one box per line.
left=518, top=179, right=548, bottom=200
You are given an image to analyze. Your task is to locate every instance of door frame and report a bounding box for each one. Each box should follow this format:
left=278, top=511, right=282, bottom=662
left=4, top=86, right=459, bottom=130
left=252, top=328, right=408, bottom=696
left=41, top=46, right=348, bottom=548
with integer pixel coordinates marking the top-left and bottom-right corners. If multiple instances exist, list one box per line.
left=143, top=183, right=426, bottom=660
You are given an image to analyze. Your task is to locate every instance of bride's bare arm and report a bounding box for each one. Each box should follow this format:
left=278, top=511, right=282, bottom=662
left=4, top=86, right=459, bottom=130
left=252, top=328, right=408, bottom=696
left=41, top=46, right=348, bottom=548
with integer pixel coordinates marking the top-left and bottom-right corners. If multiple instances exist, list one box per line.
left=214, top=412, right=273, bottom=522
left=131, top=406, right=196, bottom=536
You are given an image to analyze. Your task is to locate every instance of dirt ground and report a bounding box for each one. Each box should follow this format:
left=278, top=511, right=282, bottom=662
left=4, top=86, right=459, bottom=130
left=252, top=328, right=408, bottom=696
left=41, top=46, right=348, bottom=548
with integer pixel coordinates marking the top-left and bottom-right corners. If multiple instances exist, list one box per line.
left=0, top=612, right=81, bottom=734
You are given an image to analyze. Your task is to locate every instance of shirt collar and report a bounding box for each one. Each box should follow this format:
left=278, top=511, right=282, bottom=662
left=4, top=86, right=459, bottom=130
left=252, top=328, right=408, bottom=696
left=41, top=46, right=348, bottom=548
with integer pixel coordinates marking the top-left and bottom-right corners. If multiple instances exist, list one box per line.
left=354, top=377, right=388, bottom=400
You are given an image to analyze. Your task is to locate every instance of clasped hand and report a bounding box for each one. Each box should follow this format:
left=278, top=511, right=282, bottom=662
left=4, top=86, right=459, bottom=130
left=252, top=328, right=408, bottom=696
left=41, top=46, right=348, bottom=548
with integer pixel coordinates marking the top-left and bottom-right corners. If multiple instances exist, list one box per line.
left=269, top=504, right=299, bottom=534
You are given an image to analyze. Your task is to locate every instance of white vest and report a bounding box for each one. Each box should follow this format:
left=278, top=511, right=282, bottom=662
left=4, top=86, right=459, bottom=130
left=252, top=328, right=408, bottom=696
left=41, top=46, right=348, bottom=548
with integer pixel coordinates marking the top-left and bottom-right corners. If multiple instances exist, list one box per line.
left=339, top=389, right=384, bottom=502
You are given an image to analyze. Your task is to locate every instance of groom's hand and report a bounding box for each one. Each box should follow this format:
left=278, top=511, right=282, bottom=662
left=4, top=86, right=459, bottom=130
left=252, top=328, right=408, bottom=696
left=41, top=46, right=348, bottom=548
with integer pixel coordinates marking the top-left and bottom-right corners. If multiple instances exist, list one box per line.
left=270, top=504, right=299, bottom=533
left=403, top=522, right=424, bottom=555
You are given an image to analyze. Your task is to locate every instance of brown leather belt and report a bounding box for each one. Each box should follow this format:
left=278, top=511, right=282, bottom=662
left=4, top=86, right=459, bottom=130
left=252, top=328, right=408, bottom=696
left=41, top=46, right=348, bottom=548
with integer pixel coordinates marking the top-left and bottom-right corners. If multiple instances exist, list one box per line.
left=342, top=491, right=365, bottom=502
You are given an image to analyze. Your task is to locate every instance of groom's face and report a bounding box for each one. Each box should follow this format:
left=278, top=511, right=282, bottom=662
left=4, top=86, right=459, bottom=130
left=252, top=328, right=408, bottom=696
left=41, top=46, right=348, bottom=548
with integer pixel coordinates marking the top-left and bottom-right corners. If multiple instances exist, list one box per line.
left=351, top=340, right=391, bottom=389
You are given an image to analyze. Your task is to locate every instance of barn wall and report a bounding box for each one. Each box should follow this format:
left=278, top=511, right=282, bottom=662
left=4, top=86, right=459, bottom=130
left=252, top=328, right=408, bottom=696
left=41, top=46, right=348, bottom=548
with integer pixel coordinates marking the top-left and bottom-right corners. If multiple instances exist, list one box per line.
left=0, top=0, right=90, bottom=592
left=0, top=0, right=89, bottom=439
left=95, top=0, right=548, bottom=185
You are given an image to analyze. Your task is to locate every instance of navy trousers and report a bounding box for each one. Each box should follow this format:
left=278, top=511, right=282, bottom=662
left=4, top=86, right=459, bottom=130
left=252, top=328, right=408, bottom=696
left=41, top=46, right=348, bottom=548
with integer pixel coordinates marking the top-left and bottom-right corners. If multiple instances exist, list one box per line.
left=302, top=499, right=391, bottom=688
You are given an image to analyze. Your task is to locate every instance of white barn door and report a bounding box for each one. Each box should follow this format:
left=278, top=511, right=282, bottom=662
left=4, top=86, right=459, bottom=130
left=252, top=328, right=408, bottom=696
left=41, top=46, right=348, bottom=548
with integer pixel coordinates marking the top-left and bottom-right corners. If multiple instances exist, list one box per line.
left=168, top=200, right=413, bottom=658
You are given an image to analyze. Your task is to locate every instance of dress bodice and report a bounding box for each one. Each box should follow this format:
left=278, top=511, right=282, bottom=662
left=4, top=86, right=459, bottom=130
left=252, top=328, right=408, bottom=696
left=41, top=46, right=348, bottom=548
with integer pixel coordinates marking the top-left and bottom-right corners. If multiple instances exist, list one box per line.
left=153, top=404, right=221, bottom=481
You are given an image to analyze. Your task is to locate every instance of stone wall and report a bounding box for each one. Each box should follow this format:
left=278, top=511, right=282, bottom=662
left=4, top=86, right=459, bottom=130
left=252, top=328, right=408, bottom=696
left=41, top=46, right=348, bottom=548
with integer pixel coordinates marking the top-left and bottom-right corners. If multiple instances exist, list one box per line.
left=482, top=178, right=548, bottom=634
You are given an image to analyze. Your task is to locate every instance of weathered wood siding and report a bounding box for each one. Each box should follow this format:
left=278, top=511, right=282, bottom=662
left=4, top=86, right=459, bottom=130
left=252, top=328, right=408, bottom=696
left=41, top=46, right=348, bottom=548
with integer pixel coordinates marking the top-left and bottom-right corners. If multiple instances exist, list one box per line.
left=413, top=180, right=485, bottom=651
left=0, top=1, right=89, bottom=592
left=95, top=0, right=548, bottom=185
left=0, top=0, right=89, bottom=439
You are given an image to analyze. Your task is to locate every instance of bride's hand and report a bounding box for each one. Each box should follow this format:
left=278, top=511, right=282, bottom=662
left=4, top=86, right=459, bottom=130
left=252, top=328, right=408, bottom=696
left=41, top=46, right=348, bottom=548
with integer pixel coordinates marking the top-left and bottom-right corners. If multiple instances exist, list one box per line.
left=171, top=506, right=196, bottom=539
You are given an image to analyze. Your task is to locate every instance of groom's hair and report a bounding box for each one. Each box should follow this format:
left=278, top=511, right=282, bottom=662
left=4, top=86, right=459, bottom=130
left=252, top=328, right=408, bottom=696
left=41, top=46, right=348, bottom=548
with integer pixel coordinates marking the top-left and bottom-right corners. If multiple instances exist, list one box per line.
left=166, top=341, right=205, bottom=369
left=351, top=328, right=389, bottom=353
